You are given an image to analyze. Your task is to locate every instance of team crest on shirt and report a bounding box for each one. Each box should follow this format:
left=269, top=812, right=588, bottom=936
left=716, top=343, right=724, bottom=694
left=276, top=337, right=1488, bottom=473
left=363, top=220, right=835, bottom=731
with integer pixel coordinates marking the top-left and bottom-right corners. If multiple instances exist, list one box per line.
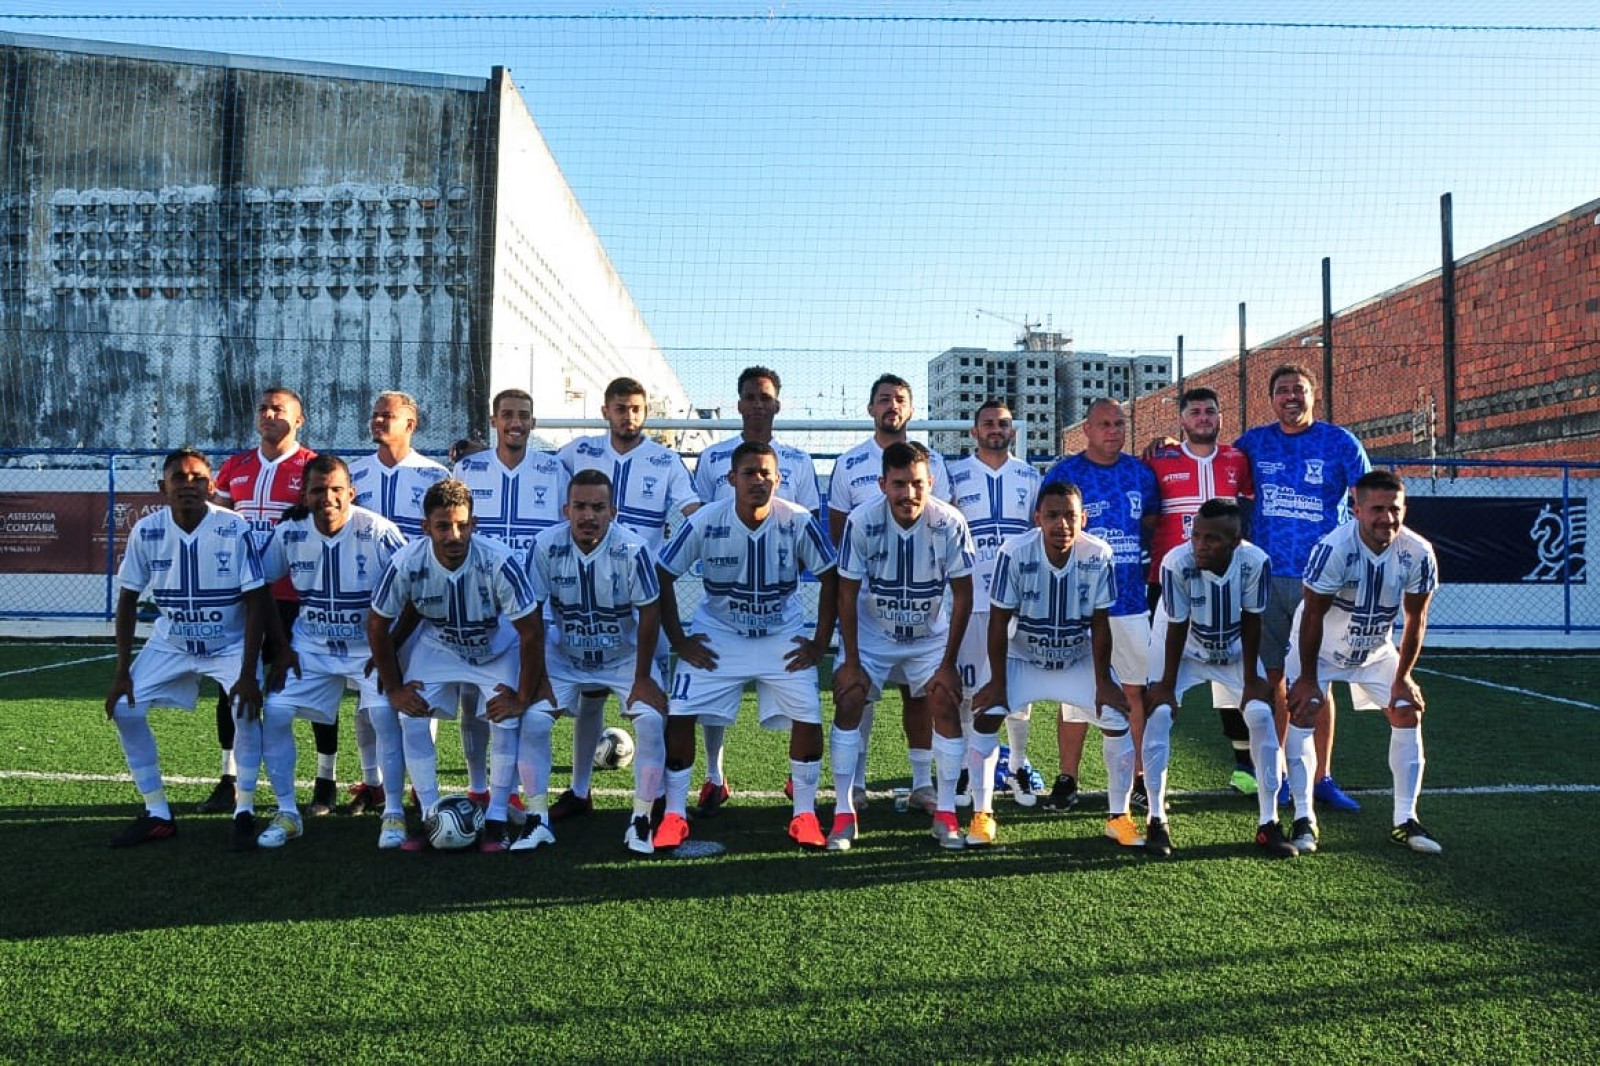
left=642, top=477, right=658, bottom=498
left=1016, top=487, right=1030, bottom=508
left=214, top=550, right=232, bottom=574
left=411, top=486, right=427, bottom=508
left=1126, top=492, right=1143, bottom=519
left=533, top=486, right=548, bottom=506
left=356, top=554, right=368, bottom=579
left=288, top=476, right=303, bottom=493
left=1304, top=460, right=1324, bottom=485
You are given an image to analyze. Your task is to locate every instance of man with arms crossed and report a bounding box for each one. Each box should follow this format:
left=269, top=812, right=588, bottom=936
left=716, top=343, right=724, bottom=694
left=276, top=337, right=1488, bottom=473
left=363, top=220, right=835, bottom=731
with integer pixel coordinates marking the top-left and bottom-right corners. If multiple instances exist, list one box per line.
left=367, top=480, right=553, bottom=852
left=967, top=481, right=1138, bottom=847
left=689, top=365, right=823, bottom=816
left=104, top=448, right=267, bottom=847
left=344, top=391, right=450, bottom=814
left=241, top=455, right=407, bottom=849
left=1145, top=499, right=1298, bottom=858
left=522, top=470, right=670, bottom=855
left=829, top=441, right=974, bottom=851
left=1236, top=363, right=1370, bottom=812
left=1285, top=469, right=1442, bottom=855
left=827, top=374, right=953, bottom=814
left=654, top=442, right=839, bottom=851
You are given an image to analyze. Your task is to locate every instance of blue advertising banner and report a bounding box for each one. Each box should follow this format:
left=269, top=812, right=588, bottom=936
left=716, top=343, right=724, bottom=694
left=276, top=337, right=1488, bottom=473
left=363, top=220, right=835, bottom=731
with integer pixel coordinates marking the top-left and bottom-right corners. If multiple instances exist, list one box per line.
left=1404, top=496, right=1586, bottom=585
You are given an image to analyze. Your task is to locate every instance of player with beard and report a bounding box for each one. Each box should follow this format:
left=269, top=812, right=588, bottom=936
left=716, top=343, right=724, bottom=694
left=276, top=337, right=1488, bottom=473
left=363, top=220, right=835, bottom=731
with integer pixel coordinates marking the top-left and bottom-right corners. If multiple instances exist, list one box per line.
left=826, top=374, right=953, bottom=816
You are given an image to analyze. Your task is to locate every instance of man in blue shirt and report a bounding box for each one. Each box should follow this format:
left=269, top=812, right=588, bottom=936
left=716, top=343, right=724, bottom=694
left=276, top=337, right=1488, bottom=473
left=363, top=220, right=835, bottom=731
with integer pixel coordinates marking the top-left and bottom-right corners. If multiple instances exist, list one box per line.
left=1235, top=363, right=1371, bottom=811
left=1039, top=398, right=1158, bottom=824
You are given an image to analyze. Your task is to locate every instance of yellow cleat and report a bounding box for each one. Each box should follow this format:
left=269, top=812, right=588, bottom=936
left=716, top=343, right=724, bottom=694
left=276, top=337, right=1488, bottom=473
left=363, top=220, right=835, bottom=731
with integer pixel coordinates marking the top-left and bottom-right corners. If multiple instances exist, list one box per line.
left=1104, top=813, right=1145, bottom=848
left=965, top=811, right=998, bottom=847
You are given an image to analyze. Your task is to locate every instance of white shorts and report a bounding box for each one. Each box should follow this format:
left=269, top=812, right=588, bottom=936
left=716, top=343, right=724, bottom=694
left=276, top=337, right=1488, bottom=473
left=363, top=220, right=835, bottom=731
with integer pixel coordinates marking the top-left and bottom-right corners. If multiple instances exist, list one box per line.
left=117, top=640, right=248, bottom=716
left=1145, top=615, right=1266, bottom=706
left=1285, top=640, right=1401, bottom=710
left=841, top=634, right=947, bottom=703
left=983, top=658, right=1129, bottom=732
left=1109, top=613, right=1150, bottom=688
left=550, top=653, right=666, bottom=720
left=668, top=630, right=823, bottom=729
left=400, top=639, right=522, bottom=730
left=264, top=650, right=382, bottom=725
left=956, top=612, right=994, bottom=692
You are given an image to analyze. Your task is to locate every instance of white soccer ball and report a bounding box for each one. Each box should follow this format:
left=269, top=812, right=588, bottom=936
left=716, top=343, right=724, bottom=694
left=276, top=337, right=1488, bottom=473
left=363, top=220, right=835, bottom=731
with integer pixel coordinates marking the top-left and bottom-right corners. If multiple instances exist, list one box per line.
left=594, top=726, right=636, bottom=770
left=424, top=794, right=483, bottom=850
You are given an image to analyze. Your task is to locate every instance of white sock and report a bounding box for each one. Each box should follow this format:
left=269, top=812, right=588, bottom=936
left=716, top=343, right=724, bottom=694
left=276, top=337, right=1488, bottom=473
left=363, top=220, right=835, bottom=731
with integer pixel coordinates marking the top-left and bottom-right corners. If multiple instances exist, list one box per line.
left=369, top=706, right=407, bottom=818
left=315, top=751, right=336, bottom=781
left=459, top=691, right=489, bottom=793
left=702, top=722, right=727, bottom=786
left=515, top=711, right=554, bottom=820
left=830, top=725, right=861, bottom=817
left=1101, top=710, right=1135, bottom=816
left=790, top=757, right=820, bottom=816
left=968, top=729, right=1000, bottom=813
left=909, top=747, right=934, bottom=792
left=1006, top=710, right=1032, bottom=769
left=355, top=706, right=381, bottom=787
left=853, top=703, right=875, bottom=793
left=932, top=734, right=965, bottom=813
left=220, top=748, right=236, bottom=779
left=630, top=711, right=666, bottom=807
left=401, top=716, right=441, bottom=816
left=665, top=766, right=693, bottom=818
left=262, top=706, right=299, bottom=816
left=1286, top=724, right=1317, bottom=822
left=1243, top=699, right=1280, bottom=825
left=233, top=715, right=264, bottom=802
left=1389, top=725, right=1425, bottom=825
left=487, top=722, right=521, bottom=821
left=570, top=693, right=607, bottom=797
left=1142, top=704, right=1174, bottom=820
left=114, top=710, right=171, bottom=819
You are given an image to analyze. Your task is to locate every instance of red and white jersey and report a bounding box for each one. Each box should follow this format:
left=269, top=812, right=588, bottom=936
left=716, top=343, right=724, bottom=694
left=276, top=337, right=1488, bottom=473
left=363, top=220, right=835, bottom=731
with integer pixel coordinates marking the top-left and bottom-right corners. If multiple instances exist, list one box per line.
left=1146, top=442, right=1254, bottom=582
left=215, top=444, right=316, bottom=601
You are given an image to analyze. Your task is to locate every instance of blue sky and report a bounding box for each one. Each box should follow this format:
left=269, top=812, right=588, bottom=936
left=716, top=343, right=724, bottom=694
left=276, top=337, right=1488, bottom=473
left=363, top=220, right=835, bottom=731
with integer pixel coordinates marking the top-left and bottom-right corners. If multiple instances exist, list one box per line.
left=6, top=2, right=1599, bottom=417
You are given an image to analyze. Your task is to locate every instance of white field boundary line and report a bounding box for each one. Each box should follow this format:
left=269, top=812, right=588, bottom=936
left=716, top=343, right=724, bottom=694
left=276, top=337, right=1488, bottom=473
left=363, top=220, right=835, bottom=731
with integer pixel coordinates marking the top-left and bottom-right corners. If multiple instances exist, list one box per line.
left=0, top=653, right=118, bottom=679
left=1415, top=667, right=1600, bottom=711
left=1, top=769, right=1596, bottom=799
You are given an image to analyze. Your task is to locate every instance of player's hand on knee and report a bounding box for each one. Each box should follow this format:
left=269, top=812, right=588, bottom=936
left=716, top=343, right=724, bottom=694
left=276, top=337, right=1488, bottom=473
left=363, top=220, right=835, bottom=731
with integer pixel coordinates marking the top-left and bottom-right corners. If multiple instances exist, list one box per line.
left=783, top=636, right=823, bottom=672
left=230, top=676, right=264, bottom=722
left=673, top=632, right=718, bottom=671
left=1146, top=682, right=1177, bottom=718
left=266, top=649, right=300, bottom=694
left=832, top=662, right=868, bottom=714
left=389, top=680, right=430, bottom=717
left=1095, top=677, right=1130, bottom=715
left=1286, top=677, right=1324, bottom=728
left=485, top=683, right=526, bottom=722
left=971, top=679, right=1006, bottom=716
left=1383, top=700, right=1421, bottom=729
left=629, top=677, right=668, bottom=715
left=927, top=662, right=962, bottom=710
left=104, top=674, right=134, bottom=719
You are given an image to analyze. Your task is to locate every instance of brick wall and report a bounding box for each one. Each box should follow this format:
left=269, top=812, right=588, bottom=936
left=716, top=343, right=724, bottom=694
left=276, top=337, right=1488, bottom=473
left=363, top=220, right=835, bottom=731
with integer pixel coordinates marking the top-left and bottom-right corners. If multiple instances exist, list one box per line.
left=1062, top=198, right=1600, bottom=466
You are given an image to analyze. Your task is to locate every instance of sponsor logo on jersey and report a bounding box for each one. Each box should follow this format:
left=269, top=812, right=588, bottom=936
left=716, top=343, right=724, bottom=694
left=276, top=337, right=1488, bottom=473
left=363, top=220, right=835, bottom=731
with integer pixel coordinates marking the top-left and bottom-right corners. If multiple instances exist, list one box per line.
left=214, top=551, right=232, bottom=574
left=1304, top=459, right=1324, bottom=485
left=846, top=452, right=870, bottom=470
left=149, top=558, right=171, bottom=571
left=642, top=476, right=658, bottom=498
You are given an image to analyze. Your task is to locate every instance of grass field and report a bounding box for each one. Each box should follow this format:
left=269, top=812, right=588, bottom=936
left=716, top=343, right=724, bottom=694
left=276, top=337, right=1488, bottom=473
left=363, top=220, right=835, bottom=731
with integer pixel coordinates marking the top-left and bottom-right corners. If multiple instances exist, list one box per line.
left=2, top=642, right=1598, bottom=1064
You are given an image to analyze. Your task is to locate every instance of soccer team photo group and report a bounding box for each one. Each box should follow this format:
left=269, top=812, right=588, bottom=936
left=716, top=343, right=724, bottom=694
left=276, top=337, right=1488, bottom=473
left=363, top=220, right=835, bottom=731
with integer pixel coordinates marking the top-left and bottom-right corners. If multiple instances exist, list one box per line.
left=103, top=364, right=1446, bottom=867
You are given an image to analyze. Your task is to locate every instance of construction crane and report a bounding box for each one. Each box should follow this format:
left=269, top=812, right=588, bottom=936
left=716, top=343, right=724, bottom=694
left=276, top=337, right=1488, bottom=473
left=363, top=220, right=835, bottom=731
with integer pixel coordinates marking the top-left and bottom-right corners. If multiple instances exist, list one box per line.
left=975, top=308, right=1067, bottom=352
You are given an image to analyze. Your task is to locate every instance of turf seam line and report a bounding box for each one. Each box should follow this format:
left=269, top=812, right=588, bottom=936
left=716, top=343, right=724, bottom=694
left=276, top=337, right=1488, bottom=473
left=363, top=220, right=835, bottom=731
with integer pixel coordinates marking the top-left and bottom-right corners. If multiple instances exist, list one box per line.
left=1414, top=666, right=1600, bottom=711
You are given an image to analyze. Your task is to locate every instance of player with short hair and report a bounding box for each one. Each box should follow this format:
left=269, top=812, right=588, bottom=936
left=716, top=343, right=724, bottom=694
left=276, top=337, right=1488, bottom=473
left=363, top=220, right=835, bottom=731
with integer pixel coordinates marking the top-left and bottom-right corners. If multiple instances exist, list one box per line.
left=652, top=441, right=840, bottom=851
left=522, top=469, right=670, bottom=854
left=366, top=479, right=554, bottom=853
left=451, top=388, right=568, bottom=817
left=1039, top=397, right=1158, bottom=820
left=688, top=365, right=823, bottom=816
left=946, top=400, right=1042, bottom=806
left=207, top=387, right=334, bottom=816
left=829, top=441, right=974, bottom=851
left=555, top=377, right=699, bottom=822
left=241, top=455, right=407, bottom=849
left=967, top=481, right=1137, bottom=846
left=827, top=373, right=953, bottom=814
left=343, top=391, right=451, bottom=815
left=1285, top=469, right=1442, bottom=855
left=104, top=448, right=268, bottom=847
left=1235, top=363, right=1371, bottom=812
left=1146, top=386, right=1259, bottom=794
left=1144, top=498, right=1296, bottom=858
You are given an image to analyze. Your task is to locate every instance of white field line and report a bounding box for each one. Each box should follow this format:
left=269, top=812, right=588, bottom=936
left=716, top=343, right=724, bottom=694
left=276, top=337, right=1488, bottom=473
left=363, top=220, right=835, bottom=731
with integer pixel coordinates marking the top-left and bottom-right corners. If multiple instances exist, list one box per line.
left=1415, top=666, right=1600, bottom=711
left=0, top=653, right=117, bottom=679
left=0, top=769, right=1595, bottom=799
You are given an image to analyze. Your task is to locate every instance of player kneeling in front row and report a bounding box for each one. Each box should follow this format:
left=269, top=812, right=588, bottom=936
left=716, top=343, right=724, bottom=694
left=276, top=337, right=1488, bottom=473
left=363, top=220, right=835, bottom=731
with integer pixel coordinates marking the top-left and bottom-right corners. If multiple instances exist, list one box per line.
left=235, top=456, right=408, bottom=850
left=968, top=482, right=1138, bottom=847
left=654, top=442, right=840, bottom=850
left=524, top=470, right=670, bottom=855
left=831, top=441, right=975, bottom=851
left=367, top=479, right=555, bottom=853
left=1286, top=469, right=1442, bottom=855
left=1145, top=498, right=1297, bottom=858
left=104, top=448, right=269, bottom=847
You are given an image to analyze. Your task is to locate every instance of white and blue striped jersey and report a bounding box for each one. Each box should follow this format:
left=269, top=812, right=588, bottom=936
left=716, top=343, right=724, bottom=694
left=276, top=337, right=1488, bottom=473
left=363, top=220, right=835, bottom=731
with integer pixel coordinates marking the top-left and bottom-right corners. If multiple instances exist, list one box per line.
left=989, top=529, right=1116, bottom=670
left=348, top=450, right=450, bottom=540
left=659, top=496, right=837, bottom=639
left=117, top=503, right=265, bottom=656
left=370, top=535, right=540, bottom=665
left=947, top=455, right=1039, bottom=609
left=839, top=495, right=974, bottom=649
left=693, top=435, right=822, bottom=513
left=452, top=449, right=570, bottom=557
left=827, top=438, right=952, bottom=516
left=525, top=522, right=659, bottom=672
left=1157, top=540, right=1272, bottom=666
left=557, top=435, right=698, bottom=553
left=1301, top=520, right=1438, bottom=670
left=261, top=506, right=406, bottom=659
